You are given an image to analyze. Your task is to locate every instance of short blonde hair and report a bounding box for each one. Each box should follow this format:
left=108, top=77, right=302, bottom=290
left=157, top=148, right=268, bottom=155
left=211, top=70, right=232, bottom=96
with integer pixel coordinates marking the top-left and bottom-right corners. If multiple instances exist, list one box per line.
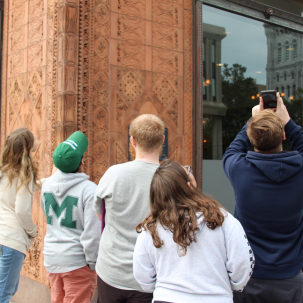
left=247, top=110, right=284, bottom=152
left=129, top=114, right=164, bottom=151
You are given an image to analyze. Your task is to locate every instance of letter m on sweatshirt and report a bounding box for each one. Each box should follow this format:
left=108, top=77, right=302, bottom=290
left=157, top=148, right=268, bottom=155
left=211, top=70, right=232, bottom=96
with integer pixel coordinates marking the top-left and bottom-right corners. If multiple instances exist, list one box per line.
left=44, top=193, right=78, bottom=229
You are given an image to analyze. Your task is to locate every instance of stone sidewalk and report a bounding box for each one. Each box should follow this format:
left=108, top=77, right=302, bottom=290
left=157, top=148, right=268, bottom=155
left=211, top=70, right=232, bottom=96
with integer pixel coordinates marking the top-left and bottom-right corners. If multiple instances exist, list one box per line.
left=10, top=275, right=98, bottom=303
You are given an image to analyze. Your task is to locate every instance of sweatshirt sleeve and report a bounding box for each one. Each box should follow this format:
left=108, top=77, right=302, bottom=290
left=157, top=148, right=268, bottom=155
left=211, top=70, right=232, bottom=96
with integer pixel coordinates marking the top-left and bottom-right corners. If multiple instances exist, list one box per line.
left=80, top=189, right=101, bottom=271
left=222, top=123, right=251, bottom=181
left=93, top=168, right=113, bottom=214
left=225, top=218, right=254, bottom=292
left=15, top=179, right=37, bottom=238
left=284, top=119, right=303, bottom=155
left=133, top=231, right=156, bottom=293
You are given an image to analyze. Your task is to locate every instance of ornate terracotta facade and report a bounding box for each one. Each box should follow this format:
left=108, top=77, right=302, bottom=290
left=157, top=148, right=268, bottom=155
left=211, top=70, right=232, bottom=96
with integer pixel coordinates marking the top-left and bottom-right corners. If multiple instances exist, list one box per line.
left=1, top=0, right=193, bottom=286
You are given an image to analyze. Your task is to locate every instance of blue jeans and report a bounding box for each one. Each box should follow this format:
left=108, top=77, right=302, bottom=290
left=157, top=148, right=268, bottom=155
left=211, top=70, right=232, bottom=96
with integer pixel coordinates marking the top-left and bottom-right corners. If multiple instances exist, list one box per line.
left=0, top=245, right=25, bottom=303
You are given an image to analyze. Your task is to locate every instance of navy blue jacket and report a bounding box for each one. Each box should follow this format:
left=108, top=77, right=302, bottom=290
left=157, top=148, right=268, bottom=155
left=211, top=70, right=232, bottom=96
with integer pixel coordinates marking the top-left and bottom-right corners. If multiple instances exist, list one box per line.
left=223, top=119, right=303, bottom=279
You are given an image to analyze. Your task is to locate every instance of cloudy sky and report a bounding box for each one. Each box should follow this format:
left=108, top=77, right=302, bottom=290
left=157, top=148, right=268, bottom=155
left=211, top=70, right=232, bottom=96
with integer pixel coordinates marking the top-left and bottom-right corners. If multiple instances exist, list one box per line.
left=203, top=5, right=268, bottom=85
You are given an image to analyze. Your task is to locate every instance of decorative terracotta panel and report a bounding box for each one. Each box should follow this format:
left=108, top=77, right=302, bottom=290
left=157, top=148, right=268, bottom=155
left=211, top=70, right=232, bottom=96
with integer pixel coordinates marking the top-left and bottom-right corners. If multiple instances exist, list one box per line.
left=153, top=48, right=179, bottom=75
left=117, top=0, right=145, bottom=19
left=153, top=73, right=178, bottom=108
left=184, top=50, right=192, bottom=91
left=152, top=0, right=181, bottom=27
left=9, top=50, right=25, bottom=77
left=10, top=2, right=27, bottom=31
left=9, top=27, right=26, bottom=54
left=29, top=0, right=45, bottom=22
left=184, top=0, right=192, bottom=11
left=95, top=0, right=110, bottom=14
left=153, top=23, right=180, bottom=51
left=28, top=42, right=44, bottom=71
left=184, top=9, right=192, bottom=51
left=117, top=14, right=145, bottom=44
left=117, top=41, right=145, bottom=70
left=93, top=38, right=110, bottom=82
left=118, top=70, right=144, bottom=104
left=28, top=17, right=44, bottom=46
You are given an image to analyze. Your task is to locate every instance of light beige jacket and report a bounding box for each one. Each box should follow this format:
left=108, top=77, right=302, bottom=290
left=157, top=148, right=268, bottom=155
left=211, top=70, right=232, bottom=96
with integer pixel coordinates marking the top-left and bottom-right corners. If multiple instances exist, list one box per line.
left=0, top=172, right=41, bottom=254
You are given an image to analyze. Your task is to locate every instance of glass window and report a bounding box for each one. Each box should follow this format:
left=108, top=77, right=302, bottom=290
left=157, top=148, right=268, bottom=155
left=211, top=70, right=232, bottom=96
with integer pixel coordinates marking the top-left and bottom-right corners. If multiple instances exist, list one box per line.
left=293, top=40, right=297, bottom=59
left=278, top=44, right=282, bottom=63
left=212, top=41, right=216, bottom=101
left=203, top=4, right=303, bottom=162
left=285, top=42, right=290, bottom=61
left=203, top=40, right=207, bottom=100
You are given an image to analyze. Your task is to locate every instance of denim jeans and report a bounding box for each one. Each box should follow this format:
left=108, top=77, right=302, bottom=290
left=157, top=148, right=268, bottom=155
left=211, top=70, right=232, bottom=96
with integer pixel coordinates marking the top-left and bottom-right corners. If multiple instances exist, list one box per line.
left=0, top=244, right=25, bottom=303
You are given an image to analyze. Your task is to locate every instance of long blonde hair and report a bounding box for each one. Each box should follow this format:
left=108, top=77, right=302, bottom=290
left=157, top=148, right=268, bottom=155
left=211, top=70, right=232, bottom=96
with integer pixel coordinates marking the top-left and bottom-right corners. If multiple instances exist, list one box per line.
left=0, top=128, right=40, bottom=192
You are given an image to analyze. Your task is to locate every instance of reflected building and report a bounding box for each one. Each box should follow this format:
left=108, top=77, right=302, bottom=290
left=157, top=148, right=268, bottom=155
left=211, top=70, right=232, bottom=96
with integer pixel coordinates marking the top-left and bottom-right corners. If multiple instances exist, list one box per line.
left=265, top=24, right=303, bottom=98
left=203, top=23, right=227, bottom=159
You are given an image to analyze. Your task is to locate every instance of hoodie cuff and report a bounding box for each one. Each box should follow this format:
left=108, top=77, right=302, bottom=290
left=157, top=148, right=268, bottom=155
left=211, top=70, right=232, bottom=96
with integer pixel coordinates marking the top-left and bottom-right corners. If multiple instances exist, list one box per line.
left=88, top=264, right=96, bottom=271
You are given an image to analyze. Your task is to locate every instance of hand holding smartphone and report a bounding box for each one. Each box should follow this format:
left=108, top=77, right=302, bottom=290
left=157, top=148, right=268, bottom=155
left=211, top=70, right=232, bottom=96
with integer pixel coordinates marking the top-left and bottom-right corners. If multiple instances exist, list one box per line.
left=260, top=90, right=277, bottom=109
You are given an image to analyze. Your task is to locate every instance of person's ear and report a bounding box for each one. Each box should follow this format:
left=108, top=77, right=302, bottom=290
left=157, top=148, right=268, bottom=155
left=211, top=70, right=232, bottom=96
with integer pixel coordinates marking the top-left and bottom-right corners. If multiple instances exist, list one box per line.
left=80, top=158, right=84, bottom=166
left=162, top=135, right=165, bottom=143
left=131, top=136, right=136, bottom=148
left=282, top=132, right=286, bottom=141
left=187, top=181, right=191, bottom=188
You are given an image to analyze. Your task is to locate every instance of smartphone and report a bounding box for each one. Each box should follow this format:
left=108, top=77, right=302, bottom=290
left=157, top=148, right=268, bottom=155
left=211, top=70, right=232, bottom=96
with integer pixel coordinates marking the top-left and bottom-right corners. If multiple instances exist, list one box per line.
left=261, top=90, right=277, bottom=109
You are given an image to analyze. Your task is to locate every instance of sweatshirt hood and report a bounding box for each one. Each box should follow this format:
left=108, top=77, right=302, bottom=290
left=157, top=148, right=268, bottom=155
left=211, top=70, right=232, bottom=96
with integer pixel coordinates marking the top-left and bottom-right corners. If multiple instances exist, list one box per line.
left=48, top=170, right=89, bottom=198
left=246, top=151, right=302, bottom=182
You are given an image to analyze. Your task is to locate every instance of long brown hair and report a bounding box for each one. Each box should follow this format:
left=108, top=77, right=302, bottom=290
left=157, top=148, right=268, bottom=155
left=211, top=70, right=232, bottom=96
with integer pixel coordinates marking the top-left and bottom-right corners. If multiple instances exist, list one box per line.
left=0, top=128, right=40, bottom=192
left=136, top=160, right=225, bottom=256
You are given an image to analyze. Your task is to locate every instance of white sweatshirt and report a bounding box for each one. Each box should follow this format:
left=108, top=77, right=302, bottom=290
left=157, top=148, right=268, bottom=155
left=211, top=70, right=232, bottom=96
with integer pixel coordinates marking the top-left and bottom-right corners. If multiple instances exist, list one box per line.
left=41, top=170, right=101, bottom=273
left=0, top=173, right=39, bottom=254
left=133, top=212, right=254, bottom=303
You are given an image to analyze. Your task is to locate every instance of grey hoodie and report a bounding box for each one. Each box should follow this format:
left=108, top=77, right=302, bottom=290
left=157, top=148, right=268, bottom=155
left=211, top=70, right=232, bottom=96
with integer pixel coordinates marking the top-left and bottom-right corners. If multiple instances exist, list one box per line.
left=41, top=170, right=101, bottom=273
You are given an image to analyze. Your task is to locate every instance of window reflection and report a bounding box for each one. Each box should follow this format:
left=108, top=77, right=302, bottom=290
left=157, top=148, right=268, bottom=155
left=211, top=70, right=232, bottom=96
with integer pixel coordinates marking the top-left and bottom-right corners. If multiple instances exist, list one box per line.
left=203, top=5, right=303, bottom=160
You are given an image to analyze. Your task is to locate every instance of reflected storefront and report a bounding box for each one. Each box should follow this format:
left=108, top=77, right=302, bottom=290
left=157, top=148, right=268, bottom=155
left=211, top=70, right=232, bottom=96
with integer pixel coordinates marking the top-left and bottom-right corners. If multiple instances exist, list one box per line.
left=198, top=0, right=303, bottom=213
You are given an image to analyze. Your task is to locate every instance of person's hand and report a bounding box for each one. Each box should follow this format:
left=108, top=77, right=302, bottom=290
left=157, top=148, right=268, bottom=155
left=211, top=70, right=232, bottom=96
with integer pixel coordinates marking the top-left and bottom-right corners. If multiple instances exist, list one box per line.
left=252, top=97, right=264, bottom=116
left=188, top=172, right=197, bottom=188
left=275, top=92, right=290, bottom=126
left=183, top=166, right=197, bottom=188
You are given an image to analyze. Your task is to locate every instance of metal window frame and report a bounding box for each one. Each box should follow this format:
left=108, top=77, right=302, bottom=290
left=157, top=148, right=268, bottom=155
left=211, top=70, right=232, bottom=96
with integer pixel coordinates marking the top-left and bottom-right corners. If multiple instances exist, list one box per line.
left=193, top=0, right=303, bottom=189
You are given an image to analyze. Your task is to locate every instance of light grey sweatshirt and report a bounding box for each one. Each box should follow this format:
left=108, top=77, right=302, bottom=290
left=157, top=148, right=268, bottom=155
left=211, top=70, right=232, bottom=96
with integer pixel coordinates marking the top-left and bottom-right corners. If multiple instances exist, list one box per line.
left=0, top=173, right=39, bottom=254
left=41, top=170, right=101, bottom=273
left=94, top=160, right=159, bottom=290
left=133, top=212, right=254, bottom=303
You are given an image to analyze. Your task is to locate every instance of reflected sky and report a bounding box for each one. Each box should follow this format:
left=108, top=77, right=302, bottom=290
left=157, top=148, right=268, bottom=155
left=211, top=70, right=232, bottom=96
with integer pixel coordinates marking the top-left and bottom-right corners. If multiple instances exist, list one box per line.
left=203, top=5, right=267, bottom=85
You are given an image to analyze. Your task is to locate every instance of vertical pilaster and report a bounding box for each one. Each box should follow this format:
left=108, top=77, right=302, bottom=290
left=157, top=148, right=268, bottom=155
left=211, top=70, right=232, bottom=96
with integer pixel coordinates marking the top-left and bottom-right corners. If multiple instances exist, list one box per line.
left=53, top=0, right=79, bottom=147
